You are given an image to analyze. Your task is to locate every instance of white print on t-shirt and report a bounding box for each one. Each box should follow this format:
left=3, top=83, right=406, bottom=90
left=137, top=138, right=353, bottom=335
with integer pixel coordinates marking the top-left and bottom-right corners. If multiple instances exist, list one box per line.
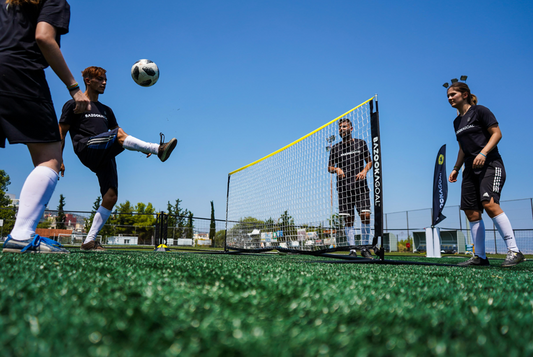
left=85, top=113, right=106, bottom=119
left=340, top=151, right=361, bottom=156
left=456, top=124, right=475, bottom=135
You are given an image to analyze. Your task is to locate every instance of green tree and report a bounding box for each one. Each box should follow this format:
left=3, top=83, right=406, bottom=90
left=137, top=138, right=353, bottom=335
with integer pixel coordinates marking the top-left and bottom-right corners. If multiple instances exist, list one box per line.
left=113, top=201, right=135, bottom=235
left=0, top=170, right=12, bottom=207
left=134, top=202, right=156, bottom=244
left=214, top=229, right=226, bottom=248
left=56, top=194, right=66, bottom=229
left=0, top=170, right=16, bottom=237
left=167, top=199, right=190, bottom=239
left=209, top=201, right=216, bottom=247
left=186, top=212, right=194, bottom=239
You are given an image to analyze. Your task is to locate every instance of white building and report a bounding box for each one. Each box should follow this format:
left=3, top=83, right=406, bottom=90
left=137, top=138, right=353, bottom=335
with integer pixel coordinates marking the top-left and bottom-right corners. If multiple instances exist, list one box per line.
left=107, top=236, right=138, bottom=245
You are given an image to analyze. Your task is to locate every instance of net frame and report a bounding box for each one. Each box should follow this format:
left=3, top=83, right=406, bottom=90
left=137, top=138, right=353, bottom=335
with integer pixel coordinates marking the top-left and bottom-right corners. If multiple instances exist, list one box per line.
left=224, top=96, right=383, bottom=258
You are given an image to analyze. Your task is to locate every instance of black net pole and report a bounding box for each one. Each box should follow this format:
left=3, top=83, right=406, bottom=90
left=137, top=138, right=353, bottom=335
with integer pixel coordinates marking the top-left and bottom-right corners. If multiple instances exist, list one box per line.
left=370, top=95, right=385, bottom=260
left=224, top=174, right=231, bottom=253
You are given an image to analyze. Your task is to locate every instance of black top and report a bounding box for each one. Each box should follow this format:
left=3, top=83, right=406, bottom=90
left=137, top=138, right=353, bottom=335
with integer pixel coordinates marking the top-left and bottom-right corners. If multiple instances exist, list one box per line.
left=453, top=105, right=501, bottom=163
left=0, top=0, right=69, bottom=70
left=60, top=99, right=119, bottom=153
left=0, top=0, right=70, bottom=99
left=328, top=138, right=371, bottom=188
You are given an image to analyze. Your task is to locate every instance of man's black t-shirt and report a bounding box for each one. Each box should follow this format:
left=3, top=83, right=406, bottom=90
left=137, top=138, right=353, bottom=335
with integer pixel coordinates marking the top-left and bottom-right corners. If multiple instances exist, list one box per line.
left=453, top=105, right=501, bottom=163
left=328, top=138, right=370, bottom=189
left=0, top=0, right=70, bottom=99
left=60, top=99, right=119, bottom=153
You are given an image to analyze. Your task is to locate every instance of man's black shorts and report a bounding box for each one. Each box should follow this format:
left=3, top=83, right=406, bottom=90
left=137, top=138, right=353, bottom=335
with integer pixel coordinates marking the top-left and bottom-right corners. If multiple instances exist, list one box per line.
left=461, top=158, right=506, bottom=212
left=338, top=183, right=371, bottom=218
left=76, top=128, right=124, bottom=197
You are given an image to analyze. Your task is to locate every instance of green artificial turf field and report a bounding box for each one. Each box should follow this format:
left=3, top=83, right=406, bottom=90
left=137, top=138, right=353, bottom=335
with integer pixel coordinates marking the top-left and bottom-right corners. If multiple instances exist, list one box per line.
left=1, top=251, right=532, bottom=357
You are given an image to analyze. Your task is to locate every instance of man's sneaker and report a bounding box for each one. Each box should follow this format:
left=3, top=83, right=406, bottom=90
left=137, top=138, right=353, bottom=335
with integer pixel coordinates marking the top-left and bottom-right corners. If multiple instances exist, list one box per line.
left=157, top=133, right=177, bottom=162
left=81, top=240, right=106, bottom=251
left=457, top=255, right=490, bottom=267
left=348, top=250, right=357, bottom=257
left=361, top=248, right=373, bottom=259
left=2, top=234, right=69, bottom=254
left=501, top=251, right=525, bottom=267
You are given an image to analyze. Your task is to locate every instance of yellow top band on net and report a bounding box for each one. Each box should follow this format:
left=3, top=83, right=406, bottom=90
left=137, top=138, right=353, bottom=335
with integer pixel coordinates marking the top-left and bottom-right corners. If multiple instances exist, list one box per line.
left=229, top=96, right=374, bottom=176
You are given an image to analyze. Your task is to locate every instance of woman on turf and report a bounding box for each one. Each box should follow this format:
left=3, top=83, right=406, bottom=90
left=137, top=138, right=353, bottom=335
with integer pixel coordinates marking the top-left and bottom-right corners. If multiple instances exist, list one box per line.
left=0, top=0, right=90, bottom=253
left=447, top=82, right=524, bottom=267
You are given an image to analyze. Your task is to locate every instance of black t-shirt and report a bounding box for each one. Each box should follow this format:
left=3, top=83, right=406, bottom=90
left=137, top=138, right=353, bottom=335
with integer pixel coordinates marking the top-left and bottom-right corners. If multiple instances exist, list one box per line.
left=60, top=99, right=119, bottom=153
left=328, top=138, right=371, bottom=188
left=0, top=0, right=70, bottom=99
left=453, top=105, right=501, bottom=163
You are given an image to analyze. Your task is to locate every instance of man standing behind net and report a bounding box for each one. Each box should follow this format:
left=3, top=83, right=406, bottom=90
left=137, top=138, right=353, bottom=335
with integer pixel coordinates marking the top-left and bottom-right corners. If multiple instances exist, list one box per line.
left=59, top=66, right=177, bottom=251
left=328, top=118, right=373, bottom=258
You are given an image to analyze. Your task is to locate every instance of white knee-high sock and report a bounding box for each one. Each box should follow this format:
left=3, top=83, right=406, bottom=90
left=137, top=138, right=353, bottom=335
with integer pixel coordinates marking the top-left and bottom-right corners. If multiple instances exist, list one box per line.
left=470, top=220, right=486, bottom=259
left=10, top=166, right=58, bottom=241
left=123, top=135, right=158, bottom=155
left=85, top=206, right=112, bottom=244
left=492, top=213, right=519, bottom=253
left=345, top=226, right=356, bottom=246
left=362, top=224, right=371, bottom=245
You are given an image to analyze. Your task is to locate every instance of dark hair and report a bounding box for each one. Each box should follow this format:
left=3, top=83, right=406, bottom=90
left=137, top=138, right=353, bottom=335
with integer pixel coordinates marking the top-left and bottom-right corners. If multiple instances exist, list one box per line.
left=5, top=0, right=40, bottom=5
left=338, top=118, right=352, bottom=127
left=448, top=82, right=478, bottom=105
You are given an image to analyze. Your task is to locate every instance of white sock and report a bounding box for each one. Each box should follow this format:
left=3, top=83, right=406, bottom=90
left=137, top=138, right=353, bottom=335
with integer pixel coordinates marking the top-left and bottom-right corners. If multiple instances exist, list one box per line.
left=85, top=206, right=112, bottom=244
left=469, top=220, right=486, bottom=259
left=10, top=166, right=58, bottom=241
left=362, top=224, right=371, bottom=245
left=492, top=213, right=519, bottom=253
left=123, top=135, right=158, bottom=155
left=345, top=226, right=355, bottom=246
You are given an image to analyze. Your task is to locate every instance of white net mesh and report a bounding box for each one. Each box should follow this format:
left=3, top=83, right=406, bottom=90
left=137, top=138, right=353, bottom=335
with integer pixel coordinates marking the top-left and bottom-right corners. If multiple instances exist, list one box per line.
left=226, top=97, right=376, bottom=252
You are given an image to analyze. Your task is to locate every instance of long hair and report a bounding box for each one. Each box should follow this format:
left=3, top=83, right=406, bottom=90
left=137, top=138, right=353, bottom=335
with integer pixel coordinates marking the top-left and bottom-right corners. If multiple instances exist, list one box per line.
left=449, top=82, right=478, bottom=105
left=5, top=0, right=41, bottom=5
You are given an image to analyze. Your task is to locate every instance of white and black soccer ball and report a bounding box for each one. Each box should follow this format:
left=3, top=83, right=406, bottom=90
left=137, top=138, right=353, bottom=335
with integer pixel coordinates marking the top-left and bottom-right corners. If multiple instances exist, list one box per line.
left=131, top=59, right=159, bottom=87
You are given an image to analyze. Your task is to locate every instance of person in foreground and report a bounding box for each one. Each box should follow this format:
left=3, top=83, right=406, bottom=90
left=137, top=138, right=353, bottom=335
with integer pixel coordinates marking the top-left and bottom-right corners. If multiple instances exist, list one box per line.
left=447, top=82, right=524, bottom=267
left=59, top=66, right=177, bottom=251
left=1, top=0, right=91, bottom=253
left=328, top=118, right=373, bottom=258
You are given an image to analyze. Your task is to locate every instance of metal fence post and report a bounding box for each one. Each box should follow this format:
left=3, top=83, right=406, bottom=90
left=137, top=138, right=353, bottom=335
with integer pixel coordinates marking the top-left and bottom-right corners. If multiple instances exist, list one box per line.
left=406, top=211, right=411, bottom=252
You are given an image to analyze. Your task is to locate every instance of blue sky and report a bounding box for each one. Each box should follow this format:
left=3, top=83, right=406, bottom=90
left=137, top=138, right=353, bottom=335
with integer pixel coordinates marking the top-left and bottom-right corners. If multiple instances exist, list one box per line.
left=2, top=0, right=533, bottom=220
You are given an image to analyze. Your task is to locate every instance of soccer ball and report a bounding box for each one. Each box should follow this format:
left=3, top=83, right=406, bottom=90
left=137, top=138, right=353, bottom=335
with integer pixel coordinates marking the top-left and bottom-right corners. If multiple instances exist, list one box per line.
left=131, top=59, right=159, bottom=87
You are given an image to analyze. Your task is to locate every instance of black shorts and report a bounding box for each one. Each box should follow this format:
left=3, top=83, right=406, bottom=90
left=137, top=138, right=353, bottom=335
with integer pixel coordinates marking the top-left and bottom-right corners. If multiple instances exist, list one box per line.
left=0, top=95, right=60, bottom=148
left=461, top=158, right=506, bottom=212
left=338, top=183, right=371, bottom=218
left=76, top=128, right=124, bottom=197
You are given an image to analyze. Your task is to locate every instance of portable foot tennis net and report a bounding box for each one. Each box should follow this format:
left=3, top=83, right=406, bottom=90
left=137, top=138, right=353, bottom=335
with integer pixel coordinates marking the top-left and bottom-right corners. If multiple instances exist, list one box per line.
left=224, top=96, right=383, bottom=258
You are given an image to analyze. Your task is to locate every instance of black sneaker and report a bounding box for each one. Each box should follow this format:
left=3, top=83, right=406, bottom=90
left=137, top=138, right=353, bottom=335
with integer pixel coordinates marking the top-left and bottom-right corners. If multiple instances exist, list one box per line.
left=501, top=251, right=525, bottom=267
left=361, top=248, right=373, bottom=259
left=81, top=240, right=106, bottom=251
left=348, top=250, right=357, bottom=257
left=157, top=133, right=177, bottom=162
left=457, top=255, right=490, bottom=267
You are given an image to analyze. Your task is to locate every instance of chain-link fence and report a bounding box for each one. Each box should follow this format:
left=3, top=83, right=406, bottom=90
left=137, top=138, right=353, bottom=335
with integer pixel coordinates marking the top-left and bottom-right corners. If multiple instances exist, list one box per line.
left=384, top=198, right=533, bottom=254
left=0, top=208, right=228, bottom=249
left=2, top=198, right=533, bottom=253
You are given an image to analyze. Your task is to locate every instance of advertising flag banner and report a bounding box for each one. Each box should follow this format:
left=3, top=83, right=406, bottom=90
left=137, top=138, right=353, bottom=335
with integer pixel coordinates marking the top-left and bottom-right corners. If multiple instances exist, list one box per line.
left=432, top=145, right=447, bottom=226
